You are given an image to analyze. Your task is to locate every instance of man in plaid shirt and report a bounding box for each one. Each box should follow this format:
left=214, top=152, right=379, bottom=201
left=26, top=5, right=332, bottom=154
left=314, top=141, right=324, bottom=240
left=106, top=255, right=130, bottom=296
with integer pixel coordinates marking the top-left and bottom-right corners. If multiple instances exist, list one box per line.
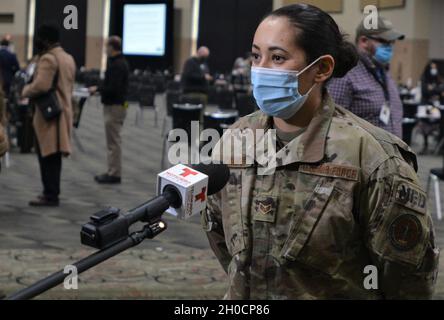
left=328, top=16, right=405, bottom=138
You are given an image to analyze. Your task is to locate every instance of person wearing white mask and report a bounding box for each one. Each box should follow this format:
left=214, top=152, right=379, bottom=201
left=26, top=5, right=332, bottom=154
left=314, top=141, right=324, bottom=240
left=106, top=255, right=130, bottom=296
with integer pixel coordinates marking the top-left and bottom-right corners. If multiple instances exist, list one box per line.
left=422, top=61, right=444, bottom=105
left=203, top=4, right=438, bottom=300
left=419, top=61, right=444, bottom=154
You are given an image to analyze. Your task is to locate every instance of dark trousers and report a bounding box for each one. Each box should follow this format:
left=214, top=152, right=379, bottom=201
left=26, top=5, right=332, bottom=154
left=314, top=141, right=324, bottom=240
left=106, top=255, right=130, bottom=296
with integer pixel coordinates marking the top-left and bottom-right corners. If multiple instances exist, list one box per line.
left=37, top=147, right=62, bottom=201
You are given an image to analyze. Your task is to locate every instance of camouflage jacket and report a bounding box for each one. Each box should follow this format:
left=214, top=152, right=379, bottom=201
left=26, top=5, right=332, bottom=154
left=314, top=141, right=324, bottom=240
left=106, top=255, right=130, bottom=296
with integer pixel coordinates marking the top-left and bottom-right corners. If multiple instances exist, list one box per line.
left=203, top=95, right=439, bottom=300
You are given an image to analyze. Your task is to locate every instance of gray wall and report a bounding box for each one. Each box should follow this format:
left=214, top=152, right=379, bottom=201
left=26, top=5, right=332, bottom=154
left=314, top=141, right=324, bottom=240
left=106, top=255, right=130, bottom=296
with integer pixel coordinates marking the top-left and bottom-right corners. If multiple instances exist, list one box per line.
left=429, top=0, right=444, bottom=60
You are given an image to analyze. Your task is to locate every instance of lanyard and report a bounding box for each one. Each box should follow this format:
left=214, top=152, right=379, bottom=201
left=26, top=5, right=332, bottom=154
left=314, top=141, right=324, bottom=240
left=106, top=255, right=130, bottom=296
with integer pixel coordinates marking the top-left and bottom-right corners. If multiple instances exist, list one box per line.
left=360, top=55, right=391, bottom=103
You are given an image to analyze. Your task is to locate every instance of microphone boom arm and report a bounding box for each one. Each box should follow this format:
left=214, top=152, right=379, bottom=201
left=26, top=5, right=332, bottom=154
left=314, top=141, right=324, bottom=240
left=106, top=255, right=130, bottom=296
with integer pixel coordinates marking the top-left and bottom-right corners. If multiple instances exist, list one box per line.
left=6, top=201, right=170, bottom=300
left=5, top=164, right=229, bottom=300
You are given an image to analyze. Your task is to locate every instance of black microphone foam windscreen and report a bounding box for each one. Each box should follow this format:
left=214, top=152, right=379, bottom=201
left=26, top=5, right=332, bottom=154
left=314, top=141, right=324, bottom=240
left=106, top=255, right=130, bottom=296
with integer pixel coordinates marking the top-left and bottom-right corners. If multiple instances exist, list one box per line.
left=191, top=163, right=230, bottom=196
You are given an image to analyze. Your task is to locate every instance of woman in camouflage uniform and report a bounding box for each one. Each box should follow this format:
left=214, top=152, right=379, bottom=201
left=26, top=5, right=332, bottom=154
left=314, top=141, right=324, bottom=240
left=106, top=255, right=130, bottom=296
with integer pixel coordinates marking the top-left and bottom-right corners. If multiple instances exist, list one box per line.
left=203, top=4, right=439, bottom=299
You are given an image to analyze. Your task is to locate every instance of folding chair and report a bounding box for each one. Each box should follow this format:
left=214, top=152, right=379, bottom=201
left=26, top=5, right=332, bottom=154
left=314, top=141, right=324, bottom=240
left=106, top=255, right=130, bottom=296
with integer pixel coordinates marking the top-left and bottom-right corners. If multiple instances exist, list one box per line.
left=136, top=85, right=157, bottom=127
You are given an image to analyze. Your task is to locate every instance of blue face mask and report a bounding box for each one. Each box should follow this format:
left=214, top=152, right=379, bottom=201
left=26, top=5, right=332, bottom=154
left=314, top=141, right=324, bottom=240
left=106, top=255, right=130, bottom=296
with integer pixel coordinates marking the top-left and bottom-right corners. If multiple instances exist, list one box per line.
left=251, top=57, right=321, bottom=120
left=374, top=44, right=393, bottom=65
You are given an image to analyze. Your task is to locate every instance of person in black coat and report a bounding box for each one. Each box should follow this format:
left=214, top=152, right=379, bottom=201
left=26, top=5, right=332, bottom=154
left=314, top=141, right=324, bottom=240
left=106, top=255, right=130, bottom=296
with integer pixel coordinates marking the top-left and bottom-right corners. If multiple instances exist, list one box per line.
left=181, top=46, right=212, bottom=95
left=0, top=39, right=20, bottom=95
left=89, top=36, right=130, bottom=184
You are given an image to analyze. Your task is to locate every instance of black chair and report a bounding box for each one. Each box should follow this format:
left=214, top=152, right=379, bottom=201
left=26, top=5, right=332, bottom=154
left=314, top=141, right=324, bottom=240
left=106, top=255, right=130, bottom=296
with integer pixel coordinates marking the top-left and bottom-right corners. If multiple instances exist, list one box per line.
left=16, top=104, right=34, bottom=153
left=153, top=74, right=166, bottom=93
left=75, top=69, right=85, bottom=84
left=231, top=74, right=250, bottom=93
left=140, top=73, right=153, bottom=87
left=204, top=110, right=238, bottom=136
left=166, top=80, right=181, bottom=92
left=171, top=103, right=203, bottom=138
left=207, top=85, right=218, bottom=105
left=402, top=118, right=418, bottom=146
left=128, top=73, right=144, bottom=102
left=127, top=82, right=140, bottom=102
left=181, top=93, right=207, bottom=106
left=83, top=69, right=101, bottom=87
left=136, top=84, right=157, bottom=127
left=161, top=103, right=204, bottom=168
left=215, top=86, right=234, bottom=110
left=166, top=90, right=181, bottom=117
left=402, top=101, right=419, bottom=119
left=235, top=92, right=258, bottom=117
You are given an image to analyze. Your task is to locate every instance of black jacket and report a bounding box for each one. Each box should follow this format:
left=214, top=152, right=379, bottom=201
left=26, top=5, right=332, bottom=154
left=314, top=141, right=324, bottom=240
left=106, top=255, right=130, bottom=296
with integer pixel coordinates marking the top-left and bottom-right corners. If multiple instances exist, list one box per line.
left=0, top=47, right=20, bottom=95
left=181, top=57, right=209, bottom=94
left=99, top=54, right=129, bottom=105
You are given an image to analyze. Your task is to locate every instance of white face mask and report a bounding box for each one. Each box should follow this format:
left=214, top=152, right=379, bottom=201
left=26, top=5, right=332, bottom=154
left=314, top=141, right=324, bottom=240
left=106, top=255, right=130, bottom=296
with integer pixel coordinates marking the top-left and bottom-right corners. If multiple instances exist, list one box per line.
left=431, top=68, right=438, bottom=76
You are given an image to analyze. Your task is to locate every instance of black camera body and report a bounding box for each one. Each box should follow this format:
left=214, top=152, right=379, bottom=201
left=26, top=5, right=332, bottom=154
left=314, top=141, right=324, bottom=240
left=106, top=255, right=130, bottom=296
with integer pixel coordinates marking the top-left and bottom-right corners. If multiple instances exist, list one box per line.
left=80, top=207, right=129, bottom=249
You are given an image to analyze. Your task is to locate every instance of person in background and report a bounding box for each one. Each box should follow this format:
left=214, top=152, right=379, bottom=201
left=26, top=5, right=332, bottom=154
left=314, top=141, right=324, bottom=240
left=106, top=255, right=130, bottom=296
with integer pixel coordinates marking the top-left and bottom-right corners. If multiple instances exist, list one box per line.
left=181, top=46, right=212, bottom=100
left=2, top=34, right=15, bottom=53
left=417, top=61, right=444, bottom=154
left=0, top=38, right=20, bottom=96
left=89, top=36, right=129, bottom=184
left=328, top=16, right=405, bottom=138
left=22, top=24, right=76, bottom=206
left=232, top=53, right=252, bottom=77
left=232, top=52, right=252, bottom=88
left=422, top=61, right=444, bottom=105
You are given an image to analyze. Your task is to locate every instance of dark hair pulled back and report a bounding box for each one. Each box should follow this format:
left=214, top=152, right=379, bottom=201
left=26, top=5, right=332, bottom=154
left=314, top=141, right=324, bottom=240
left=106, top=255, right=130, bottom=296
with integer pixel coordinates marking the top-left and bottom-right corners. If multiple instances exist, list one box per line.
left=267, top=4, right=358, bottom=78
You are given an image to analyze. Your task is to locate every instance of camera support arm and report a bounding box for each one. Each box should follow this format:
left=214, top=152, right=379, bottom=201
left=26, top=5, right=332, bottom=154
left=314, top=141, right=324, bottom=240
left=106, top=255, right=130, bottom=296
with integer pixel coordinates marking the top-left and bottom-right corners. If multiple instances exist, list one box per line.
left=6, top=189, right=176, bottom=300
left=6, top=219, right=167, bottom=300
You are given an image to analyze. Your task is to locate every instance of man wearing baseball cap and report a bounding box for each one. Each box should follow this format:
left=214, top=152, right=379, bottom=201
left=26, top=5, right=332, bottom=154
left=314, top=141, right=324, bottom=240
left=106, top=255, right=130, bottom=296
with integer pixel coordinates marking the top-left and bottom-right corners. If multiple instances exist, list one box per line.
left=328, top=16, right=405, bottom=138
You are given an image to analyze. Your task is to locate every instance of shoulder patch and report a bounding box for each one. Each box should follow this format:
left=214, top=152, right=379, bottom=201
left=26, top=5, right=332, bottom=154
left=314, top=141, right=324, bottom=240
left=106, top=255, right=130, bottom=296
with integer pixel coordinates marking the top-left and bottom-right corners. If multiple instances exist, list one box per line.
left=299, top=163, right=359, bottom=181
left=389, top=214, right=422, bottom=251
left=394, top=180, right=427, bottom=215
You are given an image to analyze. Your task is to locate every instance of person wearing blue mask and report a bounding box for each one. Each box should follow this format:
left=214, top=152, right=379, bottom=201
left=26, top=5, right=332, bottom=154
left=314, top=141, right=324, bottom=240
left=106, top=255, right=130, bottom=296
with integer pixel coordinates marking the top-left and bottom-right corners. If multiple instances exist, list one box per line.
left=203, top=4, right=437, bottom=300
left=329, top=16, right=405, bottom=139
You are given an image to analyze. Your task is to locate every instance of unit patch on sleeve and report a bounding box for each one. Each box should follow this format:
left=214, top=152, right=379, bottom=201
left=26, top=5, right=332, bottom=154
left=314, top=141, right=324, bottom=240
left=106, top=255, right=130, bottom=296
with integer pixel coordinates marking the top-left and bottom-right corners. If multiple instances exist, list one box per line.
left=394, top=180, right=427, bottom=215
left=389, top=214, right=423, bottom=251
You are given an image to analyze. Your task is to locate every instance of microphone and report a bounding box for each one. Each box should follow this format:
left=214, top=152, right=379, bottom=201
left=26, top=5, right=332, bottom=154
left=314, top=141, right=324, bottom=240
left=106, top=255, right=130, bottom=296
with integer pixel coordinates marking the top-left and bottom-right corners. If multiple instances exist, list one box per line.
left=157, top=163, right=230, bottom=219
left=192, top=163, right=231, bottom=195
left=80, top=163, right=230, bottom=249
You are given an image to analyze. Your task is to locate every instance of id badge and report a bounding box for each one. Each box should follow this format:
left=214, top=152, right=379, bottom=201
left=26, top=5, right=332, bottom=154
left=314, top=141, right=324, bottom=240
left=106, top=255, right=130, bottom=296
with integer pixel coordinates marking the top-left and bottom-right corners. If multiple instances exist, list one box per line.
left=379, top=102, right=391, bottom=125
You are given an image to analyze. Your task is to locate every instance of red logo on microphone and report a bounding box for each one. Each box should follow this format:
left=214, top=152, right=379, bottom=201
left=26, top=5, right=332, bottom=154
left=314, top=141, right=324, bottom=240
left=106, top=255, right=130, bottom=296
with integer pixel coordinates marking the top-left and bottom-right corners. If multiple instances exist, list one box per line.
left=180, top=168, right=198, bottom=178
left=195, top=187, right=207, bottom=202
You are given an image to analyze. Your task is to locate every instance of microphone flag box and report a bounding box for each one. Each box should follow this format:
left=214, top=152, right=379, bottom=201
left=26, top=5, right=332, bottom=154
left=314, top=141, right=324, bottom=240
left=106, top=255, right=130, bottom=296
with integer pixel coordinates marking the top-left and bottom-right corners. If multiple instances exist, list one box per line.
left=157, top=164, right=209, bottom=219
